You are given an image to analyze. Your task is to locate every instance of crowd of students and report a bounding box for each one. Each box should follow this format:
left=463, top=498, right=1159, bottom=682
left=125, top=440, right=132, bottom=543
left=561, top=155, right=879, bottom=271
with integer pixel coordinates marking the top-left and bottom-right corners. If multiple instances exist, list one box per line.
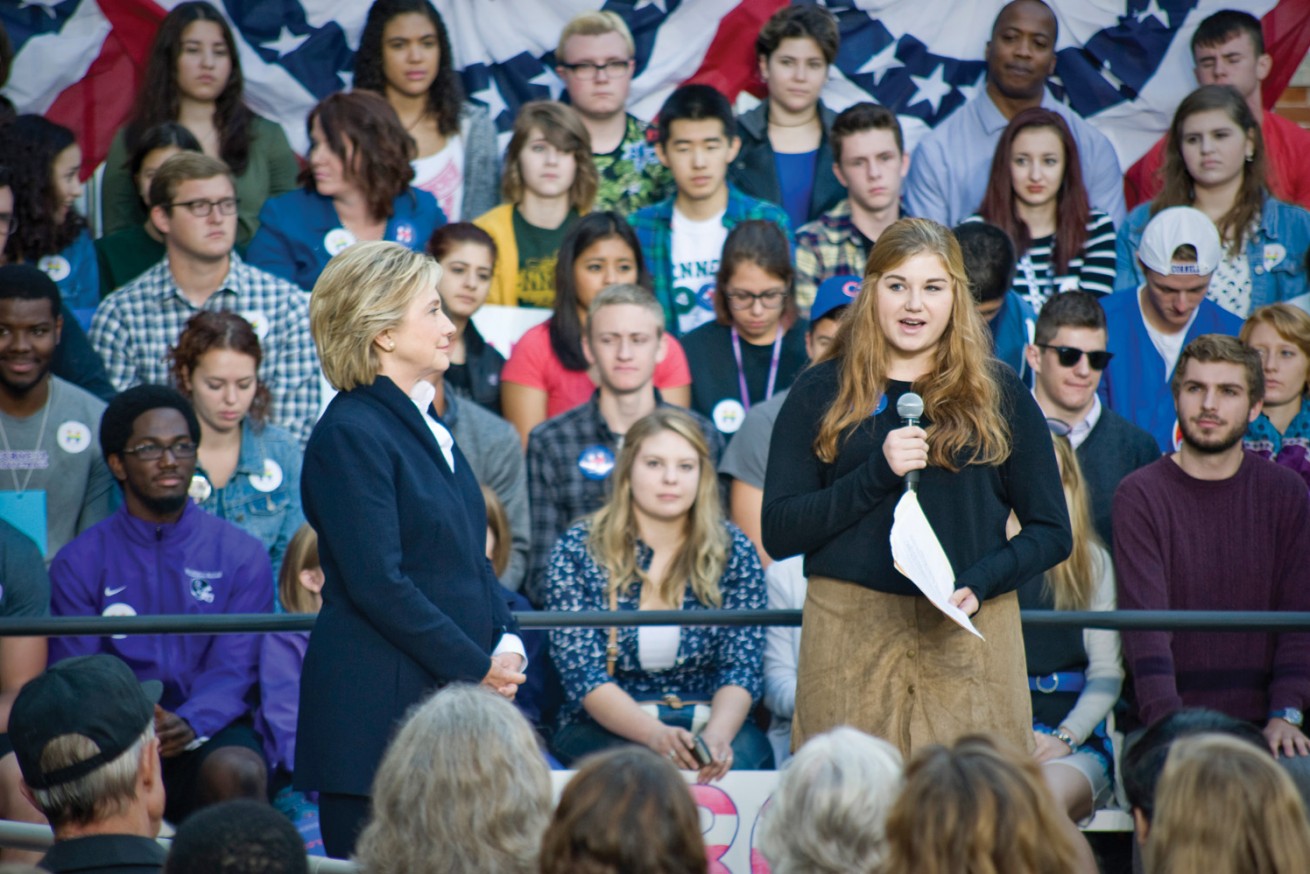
left=1, top=0, right=1310, bottom=870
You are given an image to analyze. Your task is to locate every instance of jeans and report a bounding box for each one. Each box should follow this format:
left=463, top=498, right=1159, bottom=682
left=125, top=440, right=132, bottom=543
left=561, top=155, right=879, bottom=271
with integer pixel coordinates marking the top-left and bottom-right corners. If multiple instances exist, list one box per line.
left=552, top=704, right=775, bottom=769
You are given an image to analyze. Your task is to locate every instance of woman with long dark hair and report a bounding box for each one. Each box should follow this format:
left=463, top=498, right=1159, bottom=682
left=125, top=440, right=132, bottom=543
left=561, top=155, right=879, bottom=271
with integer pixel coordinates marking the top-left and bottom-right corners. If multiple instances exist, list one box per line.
left=500, top=210, right=690, bottom=444
left=973, top=108, right=1116, bottom=310
left=354, top=0, right=500, bottom=222
left=0, top=115, right=98, bottom=328
left=245, top=90, right=444, bottom=292
left=1115, top=84, right=1310, bottom=317
left=99, top=1, right=298, bottom=248
left=763, top=218, right=1071, bottom=759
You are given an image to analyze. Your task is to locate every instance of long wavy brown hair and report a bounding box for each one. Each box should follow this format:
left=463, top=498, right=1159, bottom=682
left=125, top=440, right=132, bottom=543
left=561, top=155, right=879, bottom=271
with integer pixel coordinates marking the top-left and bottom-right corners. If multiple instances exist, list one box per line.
left=1045, top=435, right=1103, bottom=611
left=1154, top=84, right=1266, bottom=257
left=814, top=219, right=1011, bottom=470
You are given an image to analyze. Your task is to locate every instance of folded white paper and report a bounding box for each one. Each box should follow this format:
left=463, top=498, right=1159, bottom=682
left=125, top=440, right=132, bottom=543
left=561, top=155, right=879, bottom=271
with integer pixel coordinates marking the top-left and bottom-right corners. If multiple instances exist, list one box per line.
left=890, top=490, right=984, bottom=640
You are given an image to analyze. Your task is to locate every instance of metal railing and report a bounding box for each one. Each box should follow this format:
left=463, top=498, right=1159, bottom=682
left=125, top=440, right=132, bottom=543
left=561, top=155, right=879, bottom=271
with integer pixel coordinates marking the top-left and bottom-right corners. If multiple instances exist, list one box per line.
left=6, top=609, right=1310, bottom=636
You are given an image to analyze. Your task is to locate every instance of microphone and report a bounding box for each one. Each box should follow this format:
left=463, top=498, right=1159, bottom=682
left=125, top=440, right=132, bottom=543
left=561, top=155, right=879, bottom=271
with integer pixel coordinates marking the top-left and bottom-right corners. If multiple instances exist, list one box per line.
left=896, top=392, right=925, bottom=492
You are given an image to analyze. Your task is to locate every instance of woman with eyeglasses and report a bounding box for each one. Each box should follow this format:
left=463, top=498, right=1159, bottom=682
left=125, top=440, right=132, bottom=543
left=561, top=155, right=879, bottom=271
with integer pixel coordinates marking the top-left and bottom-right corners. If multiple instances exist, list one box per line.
left=1017, top=431, right=1121, bottom=827
left=246, top=91, right=445, bottom=293
left=0, top=115, right=99, bottom=329
left=169, top=310, right=304, bottom=583
left=100, top=1, right=298, bottom=249
left=353, top=0, right=500, bottom=222
left=680, top=221, right=808, bottom=438
left=971, top=108, right=1117, bottom=311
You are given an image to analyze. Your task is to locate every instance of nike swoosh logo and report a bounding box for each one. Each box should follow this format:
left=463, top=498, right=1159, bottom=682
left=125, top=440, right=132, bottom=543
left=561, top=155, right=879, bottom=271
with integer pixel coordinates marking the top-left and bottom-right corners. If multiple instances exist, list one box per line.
left=104, top=586, right=127, bottom=597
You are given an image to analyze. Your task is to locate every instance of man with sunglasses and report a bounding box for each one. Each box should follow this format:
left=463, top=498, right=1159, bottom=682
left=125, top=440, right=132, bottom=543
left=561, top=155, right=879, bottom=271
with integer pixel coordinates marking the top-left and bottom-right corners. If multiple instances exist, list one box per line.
left=90, top=153, right=319, bottom=445
left=49, top=384, right=272, bottom=825
left=1024, top=291, right=1159, bottom=548
left=1099, top=206, right=1242, bottom=453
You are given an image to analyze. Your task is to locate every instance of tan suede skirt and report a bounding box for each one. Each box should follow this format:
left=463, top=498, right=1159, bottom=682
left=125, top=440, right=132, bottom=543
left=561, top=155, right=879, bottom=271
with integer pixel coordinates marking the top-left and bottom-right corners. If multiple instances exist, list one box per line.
left=792, top=575, right=1033, bottom=759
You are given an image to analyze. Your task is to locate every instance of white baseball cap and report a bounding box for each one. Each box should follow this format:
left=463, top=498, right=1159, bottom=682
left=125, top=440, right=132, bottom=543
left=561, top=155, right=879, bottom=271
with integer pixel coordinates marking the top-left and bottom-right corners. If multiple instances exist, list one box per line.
left=1137, top=206, right=1222, bottom=277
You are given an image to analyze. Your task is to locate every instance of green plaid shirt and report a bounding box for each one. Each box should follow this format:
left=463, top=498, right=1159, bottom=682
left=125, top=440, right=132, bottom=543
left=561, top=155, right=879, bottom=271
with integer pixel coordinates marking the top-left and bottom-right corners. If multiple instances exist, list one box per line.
left=794, top=200, right=872, bottom=315
left=627, top=186, right=791, bottom=337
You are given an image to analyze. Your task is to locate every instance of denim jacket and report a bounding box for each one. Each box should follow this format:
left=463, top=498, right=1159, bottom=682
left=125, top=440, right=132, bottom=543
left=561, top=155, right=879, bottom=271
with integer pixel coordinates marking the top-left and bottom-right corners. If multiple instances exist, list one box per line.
left=1114, top=196, right=1310, bottom=312
left=195, top=419, right=304, bottom=582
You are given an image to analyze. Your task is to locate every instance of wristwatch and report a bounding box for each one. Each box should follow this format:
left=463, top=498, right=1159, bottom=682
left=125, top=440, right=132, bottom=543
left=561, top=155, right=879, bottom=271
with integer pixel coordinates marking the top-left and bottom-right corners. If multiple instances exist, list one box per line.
left=1269, top=707, right=1304, bottom=727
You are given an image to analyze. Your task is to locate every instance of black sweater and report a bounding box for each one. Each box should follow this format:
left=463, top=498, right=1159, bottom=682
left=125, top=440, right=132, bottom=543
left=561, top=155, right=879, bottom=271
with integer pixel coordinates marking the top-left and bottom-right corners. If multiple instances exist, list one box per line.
left=761, top=359, right=1071, bottom=602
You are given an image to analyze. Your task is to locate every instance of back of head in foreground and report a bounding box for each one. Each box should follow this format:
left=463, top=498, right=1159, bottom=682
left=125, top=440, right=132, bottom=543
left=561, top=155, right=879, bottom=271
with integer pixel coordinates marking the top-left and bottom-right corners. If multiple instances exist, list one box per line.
left=163, top=799, right=308, bottom=874
left=1144, top=734, right=1310, bottom=874
left=355, top=683, right=552, bottom=874
left=758, top=727, right=904, bottom=874
left=539, top=745, right=707, bottom=874
left=880, top=733, right=1081, bottom=874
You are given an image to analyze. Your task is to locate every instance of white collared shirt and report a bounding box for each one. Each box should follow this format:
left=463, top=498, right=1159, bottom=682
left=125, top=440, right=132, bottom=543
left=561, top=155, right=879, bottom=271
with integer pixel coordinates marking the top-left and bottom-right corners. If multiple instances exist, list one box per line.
left=1031, top=391, right=1102, bottom=450
left=407, top=380, right=527, bottom=668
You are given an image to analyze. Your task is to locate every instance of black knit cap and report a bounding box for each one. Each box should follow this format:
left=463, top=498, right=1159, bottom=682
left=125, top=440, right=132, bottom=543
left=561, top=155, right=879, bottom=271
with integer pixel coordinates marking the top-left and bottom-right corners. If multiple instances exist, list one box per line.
left=100, top=384, right=201, bottom=464
left=10, top=655, right=162, bottom=790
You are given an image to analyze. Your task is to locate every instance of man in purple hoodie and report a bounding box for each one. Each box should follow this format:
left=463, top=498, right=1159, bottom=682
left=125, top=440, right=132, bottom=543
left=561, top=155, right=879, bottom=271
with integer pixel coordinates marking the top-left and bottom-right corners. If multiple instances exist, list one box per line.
left=49, top=385, right=272, bottom=824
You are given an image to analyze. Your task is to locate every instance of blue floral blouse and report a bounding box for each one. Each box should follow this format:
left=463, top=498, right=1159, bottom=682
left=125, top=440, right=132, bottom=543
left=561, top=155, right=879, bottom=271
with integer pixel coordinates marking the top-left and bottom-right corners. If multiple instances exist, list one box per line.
left=545, top=519, right=767, bottom=728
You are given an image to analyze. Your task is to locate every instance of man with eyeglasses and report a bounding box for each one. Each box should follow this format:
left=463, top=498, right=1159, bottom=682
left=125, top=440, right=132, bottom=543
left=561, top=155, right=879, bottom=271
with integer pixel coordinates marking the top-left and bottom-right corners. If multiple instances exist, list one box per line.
left=49, top=384, right=272, bottom=826
left=1098, top=206, right=1242, bottom=454
left=1023, top=291, right=1158, bottom=548
left=90, top=153, right=319, bottom=445
left=555, top=12, right=670, bottom=215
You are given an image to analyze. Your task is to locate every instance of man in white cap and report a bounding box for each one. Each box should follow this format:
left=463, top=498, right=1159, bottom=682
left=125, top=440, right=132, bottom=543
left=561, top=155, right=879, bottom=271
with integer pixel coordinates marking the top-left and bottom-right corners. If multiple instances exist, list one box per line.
left=1098, top=206, right=1243, bottom=452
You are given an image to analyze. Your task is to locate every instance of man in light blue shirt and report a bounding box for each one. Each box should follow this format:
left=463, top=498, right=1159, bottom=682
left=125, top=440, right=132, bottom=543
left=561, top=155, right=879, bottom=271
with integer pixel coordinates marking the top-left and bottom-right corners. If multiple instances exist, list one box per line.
left=905, top=0, right=1126, bottom=228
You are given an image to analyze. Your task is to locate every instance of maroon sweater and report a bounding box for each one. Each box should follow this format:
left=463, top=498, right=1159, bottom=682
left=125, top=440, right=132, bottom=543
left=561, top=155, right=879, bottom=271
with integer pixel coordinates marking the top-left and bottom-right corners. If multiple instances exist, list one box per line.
left=1114, top=452, right=1310, bottom=727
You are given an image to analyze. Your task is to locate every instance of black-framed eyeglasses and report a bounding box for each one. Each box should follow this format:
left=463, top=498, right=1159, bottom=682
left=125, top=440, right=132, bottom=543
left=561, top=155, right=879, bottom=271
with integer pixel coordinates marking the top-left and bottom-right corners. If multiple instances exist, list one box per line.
left=1037, top=344, right=1114, bottom=370
left=725, top=289, right=787, bottom=311
left=1046, top=418, right=1073, bottom=438
left=121, top=441, right=199, bottom=461
left=168, top=198, right=239, bottom=218
left=559, top=60, right=632, bottom=80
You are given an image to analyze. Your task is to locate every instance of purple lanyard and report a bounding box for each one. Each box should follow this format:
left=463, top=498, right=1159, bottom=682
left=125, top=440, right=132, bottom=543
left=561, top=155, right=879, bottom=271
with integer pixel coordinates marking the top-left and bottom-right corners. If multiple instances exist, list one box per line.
left=731, top=326, right=783, bottom=411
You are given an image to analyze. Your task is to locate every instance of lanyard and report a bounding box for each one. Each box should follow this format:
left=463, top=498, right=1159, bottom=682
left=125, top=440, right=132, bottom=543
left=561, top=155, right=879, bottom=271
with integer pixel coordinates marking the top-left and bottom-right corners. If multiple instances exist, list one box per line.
left=730, top=326, right=783, bottom=411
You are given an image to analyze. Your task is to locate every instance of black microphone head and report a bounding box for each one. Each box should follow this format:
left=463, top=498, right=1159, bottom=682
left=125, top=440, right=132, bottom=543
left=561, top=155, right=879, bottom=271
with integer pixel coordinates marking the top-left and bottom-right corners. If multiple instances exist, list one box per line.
left=896, top=392, right=924, bottom=421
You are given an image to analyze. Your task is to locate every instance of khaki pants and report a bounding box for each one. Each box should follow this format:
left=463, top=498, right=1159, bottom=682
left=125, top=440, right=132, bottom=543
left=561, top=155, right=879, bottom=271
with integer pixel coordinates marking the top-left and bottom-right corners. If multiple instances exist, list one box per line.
left=792, top=576, right=1033, bottom=759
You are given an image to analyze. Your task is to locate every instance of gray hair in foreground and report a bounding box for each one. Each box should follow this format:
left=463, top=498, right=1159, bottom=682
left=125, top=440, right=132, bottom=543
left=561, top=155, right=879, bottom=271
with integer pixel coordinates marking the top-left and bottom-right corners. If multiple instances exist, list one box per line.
left=758, top=726, right=904, bottom=874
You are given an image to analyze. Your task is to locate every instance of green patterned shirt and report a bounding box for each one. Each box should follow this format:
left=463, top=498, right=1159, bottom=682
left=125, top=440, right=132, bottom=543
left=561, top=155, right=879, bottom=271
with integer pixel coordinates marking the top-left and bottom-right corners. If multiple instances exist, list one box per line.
left=592, top=114, right=672, bottom=215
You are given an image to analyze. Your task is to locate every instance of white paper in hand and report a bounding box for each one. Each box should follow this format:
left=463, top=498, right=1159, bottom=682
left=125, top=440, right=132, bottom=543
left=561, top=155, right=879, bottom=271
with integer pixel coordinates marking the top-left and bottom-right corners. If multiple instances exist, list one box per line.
left=890, top=490, right=985, bottom=640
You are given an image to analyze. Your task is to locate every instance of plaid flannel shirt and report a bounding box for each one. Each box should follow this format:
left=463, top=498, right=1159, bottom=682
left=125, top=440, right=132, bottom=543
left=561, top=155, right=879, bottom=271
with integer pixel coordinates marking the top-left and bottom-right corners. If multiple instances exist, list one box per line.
left=627, top=186, right=792, bottom=337
left=794, top=200, right=873, bottom=315
left=90, top=253, right=320, bottom=445
left=524, top=391, right=724, bottom=607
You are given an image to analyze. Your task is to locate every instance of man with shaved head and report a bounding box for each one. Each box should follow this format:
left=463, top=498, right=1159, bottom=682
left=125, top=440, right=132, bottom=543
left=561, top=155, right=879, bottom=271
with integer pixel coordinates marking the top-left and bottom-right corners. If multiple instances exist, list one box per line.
left=905, top=0, right=1126, bottom=227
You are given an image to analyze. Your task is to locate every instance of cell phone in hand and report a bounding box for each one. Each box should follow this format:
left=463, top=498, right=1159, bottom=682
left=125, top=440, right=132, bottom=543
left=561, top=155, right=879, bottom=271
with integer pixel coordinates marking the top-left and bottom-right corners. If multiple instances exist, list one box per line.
left=692, top=734, right=713, bottom=767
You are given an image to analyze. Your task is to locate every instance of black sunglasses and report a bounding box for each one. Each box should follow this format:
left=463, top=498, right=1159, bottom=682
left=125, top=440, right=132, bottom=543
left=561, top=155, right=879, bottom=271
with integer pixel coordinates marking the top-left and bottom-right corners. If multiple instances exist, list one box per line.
left=1038, top=344, right=1114, bottom=370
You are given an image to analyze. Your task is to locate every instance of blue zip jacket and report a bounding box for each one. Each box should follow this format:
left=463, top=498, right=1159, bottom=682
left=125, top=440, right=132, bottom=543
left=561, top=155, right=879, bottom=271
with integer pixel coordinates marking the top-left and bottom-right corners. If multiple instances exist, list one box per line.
left=49, top=500, right=273, bottom=737
left=1114, top=196, right=1310, bottom=312
left=246, top=187, right=445, bottom=292
left=989, top=290, right=1036, bottom=384
left=1098, top=287, right=1243, bottom=453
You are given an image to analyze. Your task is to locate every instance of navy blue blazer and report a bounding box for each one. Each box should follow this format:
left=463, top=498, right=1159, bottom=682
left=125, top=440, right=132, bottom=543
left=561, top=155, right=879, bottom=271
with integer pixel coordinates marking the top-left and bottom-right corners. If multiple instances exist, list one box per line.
left=294, top=375, right=516, bottom=796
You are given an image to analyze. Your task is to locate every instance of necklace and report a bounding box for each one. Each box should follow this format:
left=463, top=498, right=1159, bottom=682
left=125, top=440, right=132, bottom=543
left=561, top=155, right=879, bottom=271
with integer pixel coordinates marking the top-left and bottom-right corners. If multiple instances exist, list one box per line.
left=0, top=379, right=54, bottom=493
left=768, top=115, right=818, bottom=128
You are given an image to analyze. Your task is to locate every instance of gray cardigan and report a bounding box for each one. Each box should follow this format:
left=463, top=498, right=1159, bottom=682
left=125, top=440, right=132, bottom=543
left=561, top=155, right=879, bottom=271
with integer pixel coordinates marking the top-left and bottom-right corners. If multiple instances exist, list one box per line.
left=460, top=101, right=501, bottom=222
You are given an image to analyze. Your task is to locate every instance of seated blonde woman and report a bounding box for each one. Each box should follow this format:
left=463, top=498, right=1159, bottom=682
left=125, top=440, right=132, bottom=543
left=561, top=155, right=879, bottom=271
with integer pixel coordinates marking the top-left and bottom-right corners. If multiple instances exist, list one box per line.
left=545, top=407, right=770, bottom=779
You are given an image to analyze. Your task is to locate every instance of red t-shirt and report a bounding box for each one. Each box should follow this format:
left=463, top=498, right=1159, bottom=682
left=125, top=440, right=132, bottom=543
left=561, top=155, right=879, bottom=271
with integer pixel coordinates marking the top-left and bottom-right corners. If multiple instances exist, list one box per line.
left=1125, top=111, right=1310, bottom=210
left=501, top=321, right=692, bottom=418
